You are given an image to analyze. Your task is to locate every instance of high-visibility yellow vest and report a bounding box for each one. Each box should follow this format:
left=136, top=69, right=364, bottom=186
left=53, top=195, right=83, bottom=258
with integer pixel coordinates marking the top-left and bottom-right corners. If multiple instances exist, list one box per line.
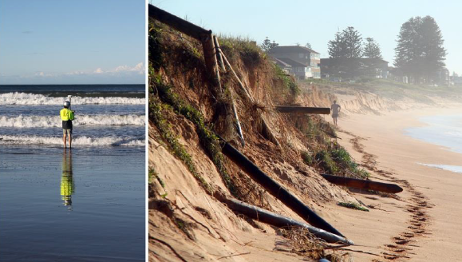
left=60, top=108, right=74, bottom=121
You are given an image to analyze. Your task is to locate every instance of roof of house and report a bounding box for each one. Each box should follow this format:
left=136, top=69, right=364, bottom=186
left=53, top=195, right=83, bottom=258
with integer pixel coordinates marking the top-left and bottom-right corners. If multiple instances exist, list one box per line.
left=269, top=45, right=319, bottom=54
left=271, top=57, right=292, bottom=68
left=277, top=57, right=308, bottom=67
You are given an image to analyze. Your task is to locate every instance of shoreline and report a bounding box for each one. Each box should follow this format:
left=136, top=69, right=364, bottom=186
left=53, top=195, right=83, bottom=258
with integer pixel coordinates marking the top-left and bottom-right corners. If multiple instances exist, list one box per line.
left=332, top=106, right=462, bottom=261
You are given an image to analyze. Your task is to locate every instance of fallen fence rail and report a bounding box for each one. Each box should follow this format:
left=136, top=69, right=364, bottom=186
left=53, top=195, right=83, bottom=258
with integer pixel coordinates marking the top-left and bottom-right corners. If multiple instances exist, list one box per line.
left=219, top=137, right=345, bottom=237
left=221, top=197, right=353, bottom=244
left=276, top=106, right=330, bottom=114
left=321, top=174, right=403, bottom=193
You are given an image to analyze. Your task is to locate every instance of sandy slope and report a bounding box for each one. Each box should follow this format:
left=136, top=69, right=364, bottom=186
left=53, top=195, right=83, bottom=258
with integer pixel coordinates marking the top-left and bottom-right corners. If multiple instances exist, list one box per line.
left=331, top=106, right=462, bottom=261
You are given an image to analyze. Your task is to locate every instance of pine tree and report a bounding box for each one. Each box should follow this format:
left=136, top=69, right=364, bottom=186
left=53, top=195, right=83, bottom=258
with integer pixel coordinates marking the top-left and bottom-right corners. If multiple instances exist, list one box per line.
left=328, top=31, right=345, bottom=58
left=261, top=37, right=279, bottom=52
left=327, top=27, right=363, bottom=78
left=394, top=16, right=446, bottom=83
left=327, top=27, right=362, bottom=58
left=363, top=37, right=382, bottom=59
left=342, top=27, right=363, bottom=58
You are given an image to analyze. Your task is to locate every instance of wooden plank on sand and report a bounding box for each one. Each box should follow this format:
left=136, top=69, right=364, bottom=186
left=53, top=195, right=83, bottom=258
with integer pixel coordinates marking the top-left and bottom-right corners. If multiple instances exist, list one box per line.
left=321, top=174, right=403, bottom=193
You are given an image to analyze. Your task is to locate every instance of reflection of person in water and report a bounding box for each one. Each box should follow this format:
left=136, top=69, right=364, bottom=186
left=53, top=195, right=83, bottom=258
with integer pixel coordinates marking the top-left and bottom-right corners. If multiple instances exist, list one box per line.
left=61, top=150, right=74, bottom=208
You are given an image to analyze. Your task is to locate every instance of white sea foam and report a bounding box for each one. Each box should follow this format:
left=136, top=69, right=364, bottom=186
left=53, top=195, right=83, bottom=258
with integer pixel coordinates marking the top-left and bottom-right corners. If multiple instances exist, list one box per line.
left=419, top=163, right=462, bottom=174
left=0, top=115, right=145, bottom=128
left=0, top=135, right=144, bottom=147
left=0, top=92, right=144, bottom=105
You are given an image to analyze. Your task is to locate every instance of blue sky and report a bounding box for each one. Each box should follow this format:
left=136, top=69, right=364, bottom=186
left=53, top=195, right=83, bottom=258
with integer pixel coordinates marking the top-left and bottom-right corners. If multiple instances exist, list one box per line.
left=151, top=0, right=462, bottom=75
left=0, top=0, right=145, bottom=84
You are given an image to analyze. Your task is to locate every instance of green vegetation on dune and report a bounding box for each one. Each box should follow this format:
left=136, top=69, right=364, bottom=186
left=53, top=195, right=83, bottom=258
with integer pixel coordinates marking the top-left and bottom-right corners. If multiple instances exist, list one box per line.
left=150, top=94, right=213, bottom=195
left=273, top=64, right=300, bottom=97
left=150, top=74, right=238, bottom=197
left=296, top=115, right=369, bottom=179
left=218, top=35, right=265, bottom=68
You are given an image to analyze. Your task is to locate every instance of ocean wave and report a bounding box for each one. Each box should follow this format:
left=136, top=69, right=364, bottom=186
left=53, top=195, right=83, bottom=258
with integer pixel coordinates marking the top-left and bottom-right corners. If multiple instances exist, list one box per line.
left=0, top=135, right=144, bottom=147
left=0, top=92, right=144, bottom=105
left=0, top=115, right=145, bottom=128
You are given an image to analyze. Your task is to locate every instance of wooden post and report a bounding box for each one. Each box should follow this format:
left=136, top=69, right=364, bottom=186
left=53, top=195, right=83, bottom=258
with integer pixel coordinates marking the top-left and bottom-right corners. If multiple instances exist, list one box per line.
left=201, top=33, right=222, bottom=94
left=213, top=36, right=226, bottom=72
left=220, top=50, right=253, bottom=101
left=229, top=90, right=245, bottom=147
left=276, top=106, right=330, bottom=114
left=148, top=5, right=209, bottom=41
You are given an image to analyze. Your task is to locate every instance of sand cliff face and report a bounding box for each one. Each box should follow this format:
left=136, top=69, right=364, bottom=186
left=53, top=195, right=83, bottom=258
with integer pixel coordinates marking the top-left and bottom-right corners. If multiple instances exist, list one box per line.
left=298, top=80, right=462, bottom=116
left=148, top=20, right=362, bottom=261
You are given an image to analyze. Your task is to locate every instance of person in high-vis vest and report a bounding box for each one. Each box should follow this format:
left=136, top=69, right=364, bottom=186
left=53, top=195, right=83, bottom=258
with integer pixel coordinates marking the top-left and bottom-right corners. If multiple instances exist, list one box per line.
left=60, top=101, right=75, bottom=148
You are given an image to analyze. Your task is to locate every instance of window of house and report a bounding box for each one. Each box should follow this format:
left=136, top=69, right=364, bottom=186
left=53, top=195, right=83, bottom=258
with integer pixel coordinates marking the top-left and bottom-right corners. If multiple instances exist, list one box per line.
left=299, top=53, right=304, bottom=58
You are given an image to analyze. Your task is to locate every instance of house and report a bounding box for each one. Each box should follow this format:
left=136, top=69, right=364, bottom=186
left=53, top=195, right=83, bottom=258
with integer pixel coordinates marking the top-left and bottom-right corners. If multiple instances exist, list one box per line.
left=270, top=57, right=292, bottom=74
left=436, top=68, right=450, bottom=86
left=320, top=57, right=388, bottom=80
left=268, top=46, right=321, bottom=79
left=270, top=57, right=311, bottom=79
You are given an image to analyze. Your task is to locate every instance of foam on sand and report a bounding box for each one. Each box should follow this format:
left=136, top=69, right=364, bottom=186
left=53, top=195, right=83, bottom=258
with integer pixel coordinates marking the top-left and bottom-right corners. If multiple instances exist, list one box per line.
left=0, top=92, right=145, bottom=105
left=0, top=135, right=144, bottom=147
left=420, top=163, right=462, bottom=174
left=0, top=114, right=145, bottom=128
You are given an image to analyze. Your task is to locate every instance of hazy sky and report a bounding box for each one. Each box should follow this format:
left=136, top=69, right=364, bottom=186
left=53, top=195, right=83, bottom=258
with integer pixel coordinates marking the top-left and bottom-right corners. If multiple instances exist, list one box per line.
left=152, top=0, right=462, bottom=75
left=0, top=0, right=145, bottom=85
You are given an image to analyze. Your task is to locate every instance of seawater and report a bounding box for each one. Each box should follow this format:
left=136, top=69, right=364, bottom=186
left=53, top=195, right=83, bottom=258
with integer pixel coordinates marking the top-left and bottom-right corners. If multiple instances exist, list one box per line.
left=406, top=114, right=462, bottom=174
left=0, top=85, right=145, bottom=261
left=0, top=85, right=145, bottom=147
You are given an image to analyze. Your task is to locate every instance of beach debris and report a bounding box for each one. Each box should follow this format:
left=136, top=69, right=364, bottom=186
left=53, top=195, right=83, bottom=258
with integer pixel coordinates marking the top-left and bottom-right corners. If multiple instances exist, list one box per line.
left=218, top=136, right=345, bottom=237
left=321, top=173, right=403, bottom=193
left=219, top=196, right=353, bottom=244
left=276, top=106, right=330, bottom=114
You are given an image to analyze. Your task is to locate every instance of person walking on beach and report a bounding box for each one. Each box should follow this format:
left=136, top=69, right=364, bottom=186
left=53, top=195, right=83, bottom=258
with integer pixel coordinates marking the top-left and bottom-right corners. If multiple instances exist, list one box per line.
left=331, top=100, right=341, bottom=126
left=60, top=101, right=75, bottom=148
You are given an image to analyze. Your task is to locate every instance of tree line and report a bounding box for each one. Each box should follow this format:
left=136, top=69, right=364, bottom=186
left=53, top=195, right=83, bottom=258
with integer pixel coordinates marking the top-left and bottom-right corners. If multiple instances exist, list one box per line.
left=327, top=16, right=446, bottom=83
left=262, top=15, right=446, bottom=84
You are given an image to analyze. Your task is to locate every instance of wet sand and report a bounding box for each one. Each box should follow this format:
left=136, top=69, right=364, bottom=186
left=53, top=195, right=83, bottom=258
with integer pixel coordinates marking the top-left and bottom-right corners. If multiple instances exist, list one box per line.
left=330, top=107, right=462, bottom=261
left=0, top=146, right=145, bottom=262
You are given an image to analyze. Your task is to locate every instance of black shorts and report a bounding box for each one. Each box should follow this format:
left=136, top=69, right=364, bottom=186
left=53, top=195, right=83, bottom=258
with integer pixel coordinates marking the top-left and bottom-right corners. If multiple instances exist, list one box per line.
left=62, top=121, right=73, bottom=130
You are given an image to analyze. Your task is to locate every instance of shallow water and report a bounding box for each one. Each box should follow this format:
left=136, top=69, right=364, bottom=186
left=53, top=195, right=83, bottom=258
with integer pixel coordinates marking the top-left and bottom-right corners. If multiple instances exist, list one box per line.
left=407, top=114, right=462, bottom=174
left=0, top=146, right=145, bottom=262
left=0, top=85, right=145, bottom=261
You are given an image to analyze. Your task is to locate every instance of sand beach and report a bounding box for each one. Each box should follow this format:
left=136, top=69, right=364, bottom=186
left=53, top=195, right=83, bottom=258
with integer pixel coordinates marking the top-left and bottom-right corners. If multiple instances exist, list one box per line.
left=329, top=106, right=462, bottom=261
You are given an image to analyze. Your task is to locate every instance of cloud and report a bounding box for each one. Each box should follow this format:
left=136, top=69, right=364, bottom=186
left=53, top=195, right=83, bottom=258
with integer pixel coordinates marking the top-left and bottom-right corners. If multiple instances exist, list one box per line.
left=34, top=71, right=54, bottom=77
left=86, top=63, right=146, bottom=74
left=0, top=62, right=145, bottom=84
left=111, top=63, right=145, bottom=73
left=65, top=71, right=85, bottom=75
